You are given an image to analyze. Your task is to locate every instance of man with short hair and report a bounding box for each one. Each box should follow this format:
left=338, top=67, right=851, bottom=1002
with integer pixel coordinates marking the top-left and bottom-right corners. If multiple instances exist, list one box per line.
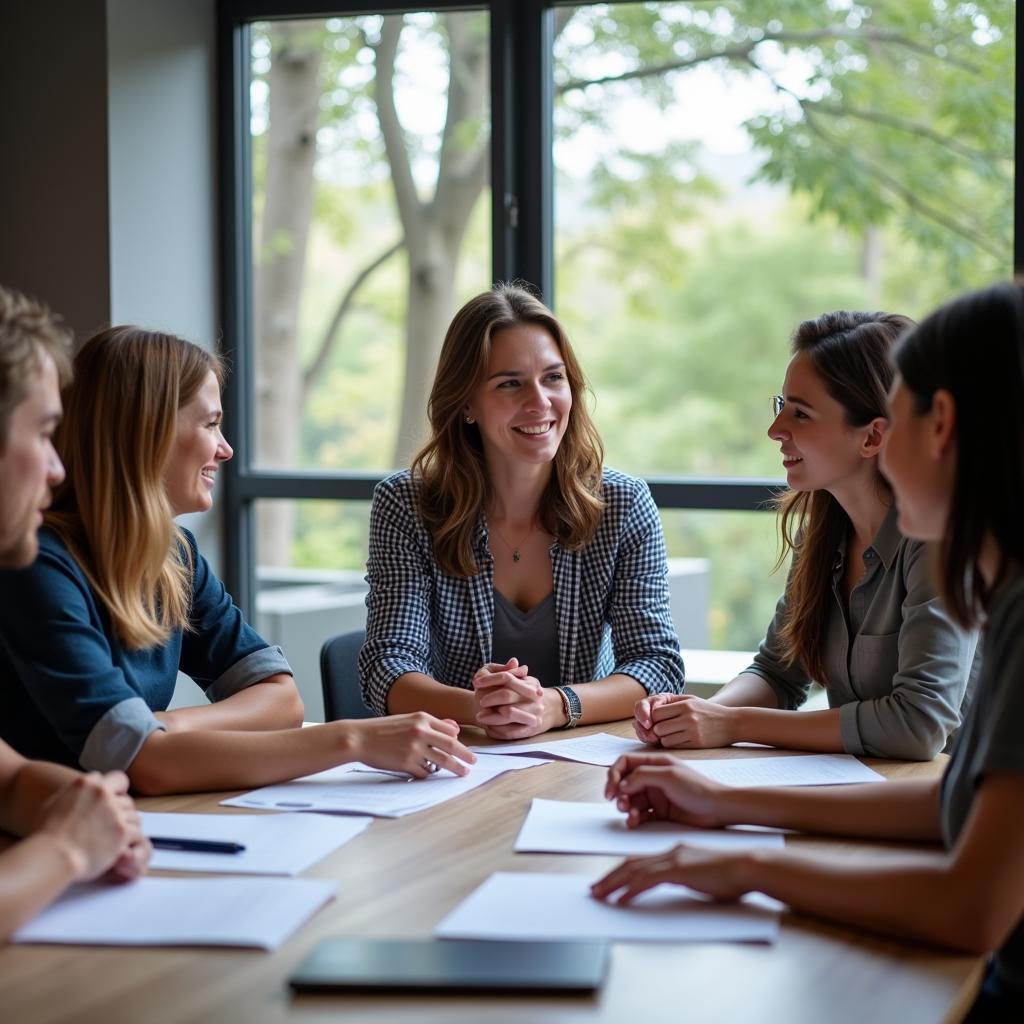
left=0, top=284, right=149, bottom=939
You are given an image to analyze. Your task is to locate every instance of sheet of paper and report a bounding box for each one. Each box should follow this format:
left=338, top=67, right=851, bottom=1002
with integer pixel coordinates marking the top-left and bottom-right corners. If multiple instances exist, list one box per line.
left=12, top=877, right=336, bottom=949
left=436, top=872, right=781, bottom=944
left=684, top=753, right=885, bottom=788
left=514, top=798, right=785, bottom=856
left=475, top=732, right=649, bottom=767
left=142, top=811, right=371, bottom=875
left=220, top=752, right=549, bottom=817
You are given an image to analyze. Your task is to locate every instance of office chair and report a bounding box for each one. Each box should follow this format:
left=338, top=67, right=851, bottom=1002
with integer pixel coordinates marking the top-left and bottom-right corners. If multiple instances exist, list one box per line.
left=319, top=628, right=375, bottom=721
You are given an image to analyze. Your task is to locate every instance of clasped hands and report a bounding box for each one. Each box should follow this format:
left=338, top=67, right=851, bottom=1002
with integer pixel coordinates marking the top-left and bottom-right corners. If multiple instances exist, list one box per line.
left=634, top=692, right=737, bottom=749
left=471, top=657, right=562, bottom=739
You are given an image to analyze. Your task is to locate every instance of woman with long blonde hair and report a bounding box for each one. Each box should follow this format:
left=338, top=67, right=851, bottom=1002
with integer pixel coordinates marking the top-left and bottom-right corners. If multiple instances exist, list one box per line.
left=633, top=311, right=977, bottom=759
left=359, top=283, right=684, bottom=737
left=0, top=327, right=474, bottom=793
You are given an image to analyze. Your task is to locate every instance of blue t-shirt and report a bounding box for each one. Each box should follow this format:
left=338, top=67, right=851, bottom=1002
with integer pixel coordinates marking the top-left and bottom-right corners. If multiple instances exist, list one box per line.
left=0, top=527, right=291, bottom=771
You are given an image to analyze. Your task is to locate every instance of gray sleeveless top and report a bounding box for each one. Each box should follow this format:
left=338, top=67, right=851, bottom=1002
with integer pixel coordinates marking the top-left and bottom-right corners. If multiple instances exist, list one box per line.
left=491, top=589, right=561, bottom=687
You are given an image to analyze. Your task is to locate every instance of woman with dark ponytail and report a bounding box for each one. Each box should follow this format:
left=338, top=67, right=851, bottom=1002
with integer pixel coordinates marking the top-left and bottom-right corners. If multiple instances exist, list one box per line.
left=634, top=310, right=977, bottom=759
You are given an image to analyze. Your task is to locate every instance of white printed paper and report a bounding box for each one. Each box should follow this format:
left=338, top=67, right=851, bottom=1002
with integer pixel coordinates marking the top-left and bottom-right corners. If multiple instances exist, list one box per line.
left=220, top=752, right=549, bottom=817
left=514, top=798, right=785, bottom=856
left=142, top=811, right=372, bottom=875
left=436, top=872, right=781, bottom=944
left=475, top=732, right=648, bottom=767
left=683, top=753, right=885, bottom=788
left=12, top=876, right=336, bottom=949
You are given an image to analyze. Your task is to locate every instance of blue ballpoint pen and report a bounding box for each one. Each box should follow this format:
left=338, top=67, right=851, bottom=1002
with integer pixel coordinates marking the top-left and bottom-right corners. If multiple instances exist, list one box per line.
left=150, top=836, right=247, bottom=854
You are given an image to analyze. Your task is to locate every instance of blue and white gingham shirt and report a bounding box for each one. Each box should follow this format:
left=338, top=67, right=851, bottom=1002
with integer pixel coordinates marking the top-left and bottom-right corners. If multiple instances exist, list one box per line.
left=359, top=468, right=685, bottom=715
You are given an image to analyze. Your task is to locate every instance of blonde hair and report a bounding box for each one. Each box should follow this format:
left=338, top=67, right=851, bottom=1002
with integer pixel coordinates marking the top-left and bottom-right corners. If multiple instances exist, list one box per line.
left=412, top=283, right=605, bottom=577
left=47, top=327, right=223, bottom=650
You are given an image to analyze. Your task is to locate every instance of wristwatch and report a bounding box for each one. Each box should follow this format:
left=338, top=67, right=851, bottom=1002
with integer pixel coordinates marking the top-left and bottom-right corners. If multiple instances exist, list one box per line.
left=555, top=686, right=582, bottom=729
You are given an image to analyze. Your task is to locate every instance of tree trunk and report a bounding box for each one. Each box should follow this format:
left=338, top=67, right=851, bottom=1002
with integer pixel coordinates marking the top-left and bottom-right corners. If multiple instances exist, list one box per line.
left=860, top=226, right=884, bottom=309
left=253, top=23, right=322, bottom=567
left=393, top=227, right=459, bottom=465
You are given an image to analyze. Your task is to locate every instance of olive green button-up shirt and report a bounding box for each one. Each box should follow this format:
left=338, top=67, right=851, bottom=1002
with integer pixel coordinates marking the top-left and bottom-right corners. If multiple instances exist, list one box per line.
left=746, top=505, right=979, bottom=760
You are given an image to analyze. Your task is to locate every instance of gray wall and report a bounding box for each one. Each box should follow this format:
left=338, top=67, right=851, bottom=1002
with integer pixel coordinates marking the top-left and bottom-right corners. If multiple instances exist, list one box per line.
left=0, top=0, right=112, bottom=338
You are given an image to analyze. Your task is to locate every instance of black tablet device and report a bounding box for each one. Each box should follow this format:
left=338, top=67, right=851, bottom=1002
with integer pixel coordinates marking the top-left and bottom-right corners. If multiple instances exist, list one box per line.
left=288, top=938, right=609, bottom=995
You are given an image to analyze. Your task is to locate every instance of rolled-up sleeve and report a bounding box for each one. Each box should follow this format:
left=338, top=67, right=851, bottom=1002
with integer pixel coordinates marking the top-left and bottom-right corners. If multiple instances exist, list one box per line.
left=607, top=480, right=685, bottom=695
left=0, top=548, right=166, bottom=771
left=178, top=535, right=292, bottom=699
left=358, top=476, right=435, bottom=715
left=839, top=542, right=978, bottom=760
left=746, top=573, right=814, bottom=710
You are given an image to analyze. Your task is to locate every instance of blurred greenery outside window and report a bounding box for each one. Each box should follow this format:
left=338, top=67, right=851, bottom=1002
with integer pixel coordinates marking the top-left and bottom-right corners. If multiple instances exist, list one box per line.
left=247, top=2, right=1014, bottom=651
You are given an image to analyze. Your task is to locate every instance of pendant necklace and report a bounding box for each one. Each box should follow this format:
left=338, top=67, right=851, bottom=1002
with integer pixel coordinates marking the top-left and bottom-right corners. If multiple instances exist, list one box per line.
left=489, top=519, right=536, bottom=564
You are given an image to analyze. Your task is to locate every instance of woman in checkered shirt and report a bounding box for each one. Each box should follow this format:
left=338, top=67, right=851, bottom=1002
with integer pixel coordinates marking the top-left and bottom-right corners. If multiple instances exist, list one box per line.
left=359, top=283, right=685, bottom=738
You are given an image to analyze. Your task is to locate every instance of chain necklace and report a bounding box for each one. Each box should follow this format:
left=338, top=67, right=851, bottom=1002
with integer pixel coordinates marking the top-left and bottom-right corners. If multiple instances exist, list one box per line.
left=488, top=518, right=537, bottom=564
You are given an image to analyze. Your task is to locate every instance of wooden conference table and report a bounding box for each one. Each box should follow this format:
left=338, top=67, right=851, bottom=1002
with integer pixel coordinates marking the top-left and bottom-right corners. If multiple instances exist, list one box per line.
left=0, top=720, right=983, bottom=1024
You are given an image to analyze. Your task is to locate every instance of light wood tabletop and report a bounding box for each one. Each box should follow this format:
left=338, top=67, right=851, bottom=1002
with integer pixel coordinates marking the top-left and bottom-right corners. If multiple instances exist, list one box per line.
left=0, top=720, right=982, bottom=1024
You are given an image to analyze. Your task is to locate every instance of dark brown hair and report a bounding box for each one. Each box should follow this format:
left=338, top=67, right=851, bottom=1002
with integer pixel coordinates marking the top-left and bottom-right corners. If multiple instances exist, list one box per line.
left=411, top=283, right=605, bottom=577
left=893, top=280, right=1024, bottom=627
left=776, top=310, right=914, bottom=683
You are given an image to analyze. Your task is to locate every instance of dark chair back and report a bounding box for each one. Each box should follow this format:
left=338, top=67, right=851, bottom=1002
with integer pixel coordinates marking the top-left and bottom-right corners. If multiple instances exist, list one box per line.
left=319, top=629, right=374, bottom=721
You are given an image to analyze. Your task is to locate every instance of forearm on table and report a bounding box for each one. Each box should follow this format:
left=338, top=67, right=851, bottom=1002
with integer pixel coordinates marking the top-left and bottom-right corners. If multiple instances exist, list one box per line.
left=710, top=672, right=782, bottom=708
left=0, top=833, right=82, bottom=940
left=0, top=760, right=80, bottom=837
left=573, top=675, right=648, bottom=726
left=156, top=675, right=304, bottom=733
left=385, top=673, right=476, bottom=723
left=738, top=846, right=982, bottom=952
left=728, top=706, right=844, bottom=752
left=717, top=777, right=943, bottom=841
left=126, top=720, right=362, bottom=796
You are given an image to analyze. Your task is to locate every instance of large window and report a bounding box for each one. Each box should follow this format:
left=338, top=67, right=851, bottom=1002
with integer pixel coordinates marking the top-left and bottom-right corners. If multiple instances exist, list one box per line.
left=220, top=1, right=1018, bottom=699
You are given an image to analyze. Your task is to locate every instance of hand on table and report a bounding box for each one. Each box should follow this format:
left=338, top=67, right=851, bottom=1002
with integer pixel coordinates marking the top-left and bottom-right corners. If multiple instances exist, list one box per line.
left=590, top=844, right=751, bottom=905
left=634, top=693, right=738, bottom=749
left=472, top=658, right=555, bottom=739
left=35, top=770, right=151, bottom=882
left=350, top=713, right=477, bottom=778
left=604, top=752, right=727, bottom=830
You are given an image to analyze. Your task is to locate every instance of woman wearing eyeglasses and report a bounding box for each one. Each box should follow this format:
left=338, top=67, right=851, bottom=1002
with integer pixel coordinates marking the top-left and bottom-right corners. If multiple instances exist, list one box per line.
left=634, top=311, right=977, bottom=760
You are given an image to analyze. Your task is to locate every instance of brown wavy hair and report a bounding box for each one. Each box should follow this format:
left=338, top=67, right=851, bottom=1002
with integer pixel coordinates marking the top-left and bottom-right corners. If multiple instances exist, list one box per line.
left=774, top=310, right=913, bottom=684
left=412, top=283, right=605, bottom=577
left=893, top=281, right=1024, bottom=628
left=0, top=284, right=73, bottom=443
left=46, top=327, right=223, bottom=649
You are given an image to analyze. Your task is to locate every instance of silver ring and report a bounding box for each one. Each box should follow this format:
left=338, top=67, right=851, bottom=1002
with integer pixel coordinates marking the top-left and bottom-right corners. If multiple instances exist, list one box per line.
left=423, top=758, right=440, bottom=774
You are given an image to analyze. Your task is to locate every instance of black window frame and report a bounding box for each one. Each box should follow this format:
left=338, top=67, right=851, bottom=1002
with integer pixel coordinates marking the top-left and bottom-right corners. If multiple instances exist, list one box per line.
left=217, top=0, right=1024, bottom=615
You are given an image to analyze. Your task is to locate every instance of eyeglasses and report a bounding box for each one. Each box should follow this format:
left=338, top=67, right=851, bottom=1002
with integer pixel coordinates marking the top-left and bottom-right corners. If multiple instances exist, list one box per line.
left=771, top=395, right=785, bottom=417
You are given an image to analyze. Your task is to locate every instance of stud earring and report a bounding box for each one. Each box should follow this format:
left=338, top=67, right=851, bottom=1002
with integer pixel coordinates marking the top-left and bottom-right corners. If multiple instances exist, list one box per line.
left=465, top=415, right=475, bottom=425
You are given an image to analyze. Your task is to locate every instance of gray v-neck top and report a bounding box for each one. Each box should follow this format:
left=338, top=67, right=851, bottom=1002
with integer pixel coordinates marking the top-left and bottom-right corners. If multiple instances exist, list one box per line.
left=491, top=590, right=560, bottom=687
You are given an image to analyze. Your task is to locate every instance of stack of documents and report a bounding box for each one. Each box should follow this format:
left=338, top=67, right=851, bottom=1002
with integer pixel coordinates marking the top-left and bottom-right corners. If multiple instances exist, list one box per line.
left=514, top=798, right=785, bottom=855
left=221, top=751, right=549, bottom=817
left=142, top=811, right=372, bottom=875
left=436, top=872, right=781, bottom=944
left=12, top=877, right=336, bottom=949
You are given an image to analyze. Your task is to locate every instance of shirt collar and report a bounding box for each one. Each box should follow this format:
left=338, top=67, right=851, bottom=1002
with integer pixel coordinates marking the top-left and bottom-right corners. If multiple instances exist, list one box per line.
left=833, top=501, right=901, bottom=573
left=870, top=503, right=902, bottom=571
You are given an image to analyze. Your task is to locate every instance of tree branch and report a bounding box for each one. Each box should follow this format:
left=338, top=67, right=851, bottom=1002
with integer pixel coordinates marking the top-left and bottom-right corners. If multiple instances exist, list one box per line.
left=753, top=64, right=1003, bottom=260
left=301, top=238, right=405, bottom=398
left=809, top=100, right=1003, bottom=164
left=557, top=24, right=979, bottom=95
left=371, top=17, right=421, bottom=234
